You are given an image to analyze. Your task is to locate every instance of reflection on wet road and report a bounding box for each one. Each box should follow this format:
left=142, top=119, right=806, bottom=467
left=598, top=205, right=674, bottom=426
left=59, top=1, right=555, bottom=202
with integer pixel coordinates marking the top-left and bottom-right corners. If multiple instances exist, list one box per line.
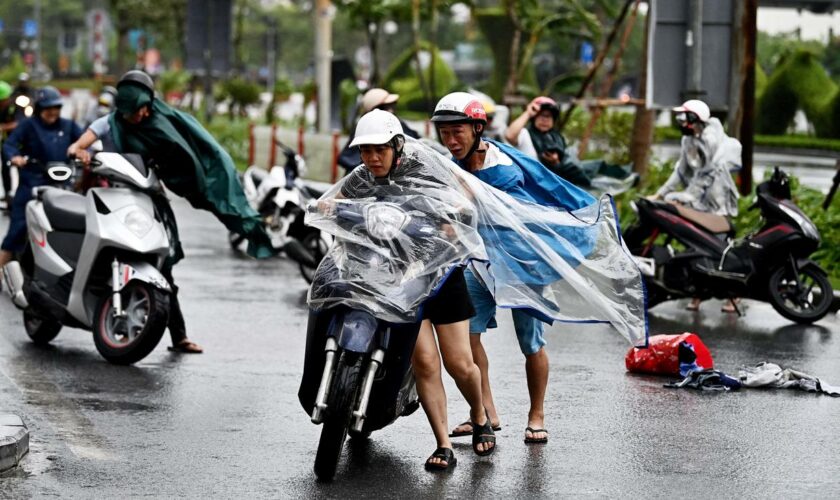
left=2, top=198, right=839, bottom=497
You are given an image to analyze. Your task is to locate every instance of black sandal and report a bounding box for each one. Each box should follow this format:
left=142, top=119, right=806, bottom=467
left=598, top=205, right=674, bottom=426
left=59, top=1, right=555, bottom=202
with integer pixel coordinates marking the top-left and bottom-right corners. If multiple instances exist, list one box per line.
left=472, top=410, right=496, bottom=456
left=424, top=447, right=457, bottom=471
left=449, top=420, right=502, bottom=438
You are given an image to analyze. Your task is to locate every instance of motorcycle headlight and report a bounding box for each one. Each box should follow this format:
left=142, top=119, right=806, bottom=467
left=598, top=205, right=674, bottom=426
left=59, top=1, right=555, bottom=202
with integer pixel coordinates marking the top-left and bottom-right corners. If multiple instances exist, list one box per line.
left=123, top=209, right=154, bottom=238
left=779, top=203, right=820, bottom=242
left=365, top=204, right=408, bottom=240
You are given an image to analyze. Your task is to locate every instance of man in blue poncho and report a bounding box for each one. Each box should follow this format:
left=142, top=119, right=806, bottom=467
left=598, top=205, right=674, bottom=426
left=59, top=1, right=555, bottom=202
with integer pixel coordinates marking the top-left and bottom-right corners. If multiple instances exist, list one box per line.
left=432, top=92, right=595, bottom=445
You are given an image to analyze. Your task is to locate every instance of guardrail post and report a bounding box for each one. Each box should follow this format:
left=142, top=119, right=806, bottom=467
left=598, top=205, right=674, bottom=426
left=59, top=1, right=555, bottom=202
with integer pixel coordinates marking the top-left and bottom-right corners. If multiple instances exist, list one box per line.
left=268, top=123, right=277, bottom=169
left=331, top=130, right=340, bottom=183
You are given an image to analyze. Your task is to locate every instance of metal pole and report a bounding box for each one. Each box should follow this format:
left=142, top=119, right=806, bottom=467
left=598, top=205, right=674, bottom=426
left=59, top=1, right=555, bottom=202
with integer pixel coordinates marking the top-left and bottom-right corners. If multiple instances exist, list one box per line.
left=34, top=0, right=42, bottom=74
left=738, top=0, right=757, bottom=196
left=685, top=0, right=704, bottom=98
left=203, top=0, right=215, bottom=122
left=314, top=0, right=334, bottom=134
left=266, top=19, right=277, bottom=94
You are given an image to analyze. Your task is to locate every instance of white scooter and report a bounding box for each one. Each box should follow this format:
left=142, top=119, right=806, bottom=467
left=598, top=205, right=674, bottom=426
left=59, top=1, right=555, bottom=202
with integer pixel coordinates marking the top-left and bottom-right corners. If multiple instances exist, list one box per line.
left=2, top=153, right=173, bottom=365
left=230, top=145, right=331, bottom=283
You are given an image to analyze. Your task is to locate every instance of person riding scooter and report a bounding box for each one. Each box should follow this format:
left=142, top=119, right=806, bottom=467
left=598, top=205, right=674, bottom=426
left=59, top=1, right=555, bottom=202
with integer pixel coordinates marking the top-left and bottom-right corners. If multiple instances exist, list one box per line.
left=0, top=86, right=82, bottom=274
left=67, top=70, right=275, bottom=354
left=647, top=99, right=742, bottom=312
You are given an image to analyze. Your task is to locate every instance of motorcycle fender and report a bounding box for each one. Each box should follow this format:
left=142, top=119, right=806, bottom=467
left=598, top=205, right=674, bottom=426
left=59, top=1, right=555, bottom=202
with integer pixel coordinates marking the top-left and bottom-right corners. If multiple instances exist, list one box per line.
left=337, top=310, right=378, bottom=354
left=796, top=259, right=827, bottom=276
left=118, top=261, right=171, bottom=293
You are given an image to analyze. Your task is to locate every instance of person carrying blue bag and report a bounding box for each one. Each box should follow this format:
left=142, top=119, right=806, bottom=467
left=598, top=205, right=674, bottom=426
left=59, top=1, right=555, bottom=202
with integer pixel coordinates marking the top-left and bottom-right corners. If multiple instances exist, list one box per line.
left=431, top=92, right=647, bottom=445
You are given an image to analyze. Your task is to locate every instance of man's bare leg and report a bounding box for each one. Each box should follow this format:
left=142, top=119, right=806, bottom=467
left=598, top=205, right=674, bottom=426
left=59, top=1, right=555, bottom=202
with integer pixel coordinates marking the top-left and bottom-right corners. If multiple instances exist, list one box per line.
left=524, top=347, right=549, bottom=442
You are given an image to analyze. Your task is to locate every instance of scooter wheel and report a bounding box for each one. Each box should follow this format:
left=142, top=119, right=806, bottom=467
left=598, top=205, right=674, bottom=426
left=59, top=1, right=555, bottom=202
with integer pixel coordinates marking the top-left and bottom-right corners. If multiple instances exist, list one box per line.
left=93, top=282, right=170, bottom=365
left=313, top=352, right=363, bottom=480
left=768, top=265, right=833, bottom=324
left=23, top=310, right=62, bottom=345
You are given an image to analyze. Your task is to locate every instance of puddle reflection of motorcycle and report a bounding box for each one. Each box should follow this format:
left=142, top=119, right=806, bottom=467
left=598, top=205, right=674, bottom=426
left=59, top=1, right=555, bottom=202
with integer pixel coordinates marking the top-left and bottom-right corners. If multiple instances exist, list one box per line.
left=2, top=153, right=174, bottom=364
left=624, top=167, right=832, bottom=324
left=299, top=196, right=465, bottom=480
left=229, top=144, right=331, bottom=282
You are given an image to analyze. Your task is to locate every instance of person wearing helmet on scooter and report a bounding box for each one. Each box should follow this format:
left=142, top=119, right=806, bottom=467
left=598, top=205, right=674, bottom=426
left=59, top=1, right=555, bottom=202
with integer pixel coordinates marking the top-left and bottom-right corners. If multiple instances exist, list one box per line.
left=506, top=96, right=636, bottom=190
left=67, top=70, right=275, bottom=353
left=0, top=87, right=82, bottom=273
left=433, top=91, right=598, bottom=446
left=322, top=109, right=494, bottom=469
left=337, top=87, right=420, bottom=174
left=0, top=80, right=19, bottom=212
left=648, top=99, right=741, bottom=312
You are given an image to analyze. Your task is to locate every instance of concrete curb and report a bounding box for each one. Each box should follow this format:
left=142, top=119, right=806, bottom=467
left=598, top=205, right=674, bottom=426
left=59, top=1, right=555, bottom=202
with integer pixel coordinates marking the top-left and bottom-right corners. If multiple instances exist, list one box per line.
left=0, top=414, right=29, bottom=473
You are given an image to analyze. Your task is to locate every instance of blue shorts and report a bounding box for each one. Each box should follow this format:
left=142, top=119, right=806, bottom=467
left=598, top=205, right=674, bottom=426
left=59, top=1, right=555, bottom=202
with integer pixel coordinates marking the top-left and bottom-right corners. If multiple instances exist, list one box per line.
left=464, top=268, right=546, bottom=356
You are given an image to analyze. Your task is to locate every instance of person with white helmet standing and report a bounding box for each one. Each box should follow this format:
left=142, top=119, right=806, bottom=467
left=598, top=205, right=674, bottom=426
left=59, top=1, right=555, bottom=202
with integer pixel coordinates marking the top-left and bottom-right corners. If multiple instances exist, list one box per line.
left=432, top=92, right=601, bottom=446
left=649, top=99, right=742, bottom=311
left=321, top=109, right=495, bottom=470
left=337, top=88, right=420, bottom=173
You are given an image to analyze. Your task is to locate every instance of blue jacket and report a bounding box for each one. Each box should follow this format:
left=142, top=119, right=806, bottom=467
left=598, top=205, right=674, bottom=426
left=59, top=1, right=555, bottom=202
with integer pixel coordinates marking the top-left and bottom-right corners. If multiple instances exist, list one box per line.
left=2, top=116, right=82, bottom=165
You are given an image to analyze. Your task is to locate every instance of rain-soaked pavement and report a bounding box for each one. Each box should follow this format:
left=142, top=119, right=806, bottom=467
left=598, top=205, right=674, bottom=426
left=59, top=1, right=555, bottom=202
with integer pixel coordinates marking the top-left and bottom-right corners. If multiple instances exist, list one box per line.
left=2, top=198, right=840, bottom=498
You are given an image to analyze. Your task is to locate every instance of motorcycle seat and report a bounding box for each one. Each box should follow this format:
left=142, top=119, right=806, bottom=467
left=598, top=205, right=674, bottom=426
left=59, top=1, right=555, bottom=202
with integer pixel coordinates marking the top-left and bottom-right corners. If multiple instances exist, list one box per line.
left=42, top=189, right=87, bottom=233
left=674, top=204, right=733, bottom=235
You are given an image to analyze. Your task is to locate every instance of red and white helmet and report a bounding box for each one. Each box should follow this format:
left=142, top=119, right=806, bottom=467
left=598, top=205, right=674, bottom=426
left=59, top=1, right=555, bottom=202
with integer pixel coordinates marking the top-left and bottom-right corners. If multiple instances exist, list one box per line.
left=533, top=96, right=560, bottom=118
left=349, top=109, right=404, bottom=147
left=431, top=92, right=487, bottom=125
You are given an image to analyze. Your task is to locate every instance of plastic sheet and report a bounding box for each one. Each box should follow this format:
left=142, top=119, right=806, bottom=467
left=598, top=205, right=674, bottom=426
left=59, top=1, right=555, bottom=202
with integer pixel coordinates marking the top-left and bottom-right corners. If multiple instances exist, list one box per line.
left=306, top=139, right=648, bottom=346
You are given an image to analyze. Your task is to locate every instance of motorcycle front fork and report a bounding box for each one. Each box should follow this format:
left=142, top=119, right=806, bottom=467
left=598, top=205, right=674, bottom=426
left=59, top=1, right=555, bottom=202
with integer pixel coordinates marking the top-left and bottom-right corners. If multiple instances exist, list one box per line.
left=111, top=258, right=125, bottom=317
left=310, top=337, right=384, bottom=434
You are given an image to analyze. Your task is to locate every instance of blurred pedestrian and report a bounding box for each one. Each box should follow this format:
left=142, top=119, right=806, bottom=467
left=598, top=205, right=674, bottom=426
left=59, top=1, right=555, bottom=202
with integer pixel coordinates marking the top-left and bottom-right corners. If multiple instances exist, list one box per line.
left=0, top=81, right=19, bottom=211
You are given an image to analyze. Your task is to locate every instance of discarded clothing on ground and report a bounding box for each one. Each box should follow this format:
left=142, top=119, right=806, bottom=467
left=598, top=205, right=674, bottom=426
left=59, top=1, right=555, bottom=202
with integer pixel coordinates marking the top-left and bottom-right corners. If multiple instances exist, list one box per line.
left=665, top=370, right=742, bottom=391
left=738, top=362, right=840, bottom=397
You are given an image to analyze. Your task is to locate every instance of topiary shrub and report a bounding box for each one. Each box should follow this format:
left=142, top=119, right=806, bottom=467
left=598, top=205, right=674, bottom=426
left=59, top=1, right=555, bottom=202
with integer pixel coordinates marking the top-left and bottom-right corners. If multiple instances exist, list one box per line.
left=756, top=50, right=840, bottom=138
left=381, top=41, right=460, bottom=115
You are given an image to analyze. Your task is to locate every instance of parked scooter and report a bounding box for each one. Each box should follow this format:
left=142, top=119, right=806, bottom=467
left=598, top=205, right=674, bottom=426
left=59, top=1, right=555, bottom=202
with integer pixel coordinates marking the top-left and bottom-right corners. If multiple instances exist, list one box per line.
left=624, top=167, right=833, bottom=324
left=298, top=196, right=468, bottom=480
left=229, top=144, right=330, bottom=283
left=2, top=153, right=173, bottom=364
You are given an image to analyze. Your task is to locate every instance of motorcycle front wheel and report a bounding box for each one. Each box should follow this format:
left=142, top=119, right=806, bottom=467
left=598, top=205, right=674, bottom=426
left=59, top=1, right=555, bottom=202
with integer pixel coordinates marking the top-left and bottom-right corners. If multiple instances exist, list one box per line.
left=314, top=352, right=363, bottom=481
left=93, top=282, right=170, bottom=365
left=23, top=310, right=62, bottom=345
left=768, top=265, right=833, bottom=324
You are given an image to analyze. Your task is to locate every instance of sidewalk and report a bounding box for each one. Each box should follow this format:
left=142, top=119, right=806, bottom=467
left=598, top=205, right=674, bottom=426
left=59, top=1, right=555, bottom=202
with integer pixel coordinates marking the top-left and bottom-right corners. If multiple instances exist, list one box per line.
left=0, top=414, right=29, bottom=473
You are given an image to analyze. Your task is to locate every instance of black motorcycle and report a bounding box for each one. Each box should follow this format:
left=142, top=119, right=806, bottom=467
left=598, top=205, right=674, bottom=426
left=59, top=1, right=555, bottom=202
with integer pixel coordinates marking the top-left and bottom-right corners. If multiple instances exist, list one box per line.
left=299, top=196, right=465, bottom=480
left=624, top=167, right=833, bottom=324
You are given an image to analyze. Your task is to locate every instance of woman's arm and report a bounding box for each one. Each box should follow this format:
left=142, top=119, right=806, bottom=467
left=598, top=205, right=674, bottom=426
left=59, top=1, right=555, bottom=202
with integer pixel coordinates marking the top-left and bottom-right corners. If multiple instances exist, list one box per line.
left=504, top=99, right=539, bottom=144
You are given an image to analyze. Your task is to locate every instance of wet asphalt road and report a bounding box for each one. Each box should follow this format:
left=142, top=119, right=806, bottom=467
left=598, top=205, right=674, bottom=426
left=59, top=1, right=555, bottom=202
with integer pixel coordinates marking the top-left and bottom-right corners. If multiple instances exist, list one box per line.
left=2, top=198, right=840, bottom=498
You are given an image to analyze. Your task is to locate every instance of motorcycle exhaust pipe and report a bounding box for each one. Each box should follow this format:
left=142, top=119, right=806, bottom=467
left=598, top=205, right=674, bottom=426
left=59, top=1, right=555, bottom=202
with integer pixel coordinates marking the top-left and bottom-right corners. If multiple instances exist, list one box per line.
left=2, top=261, right=29, bottom=309
left=351, top=348, right=385, bottom=433
left=311, top=337, right=339, bottom=424
left=283, top=239, right=317, bottom=268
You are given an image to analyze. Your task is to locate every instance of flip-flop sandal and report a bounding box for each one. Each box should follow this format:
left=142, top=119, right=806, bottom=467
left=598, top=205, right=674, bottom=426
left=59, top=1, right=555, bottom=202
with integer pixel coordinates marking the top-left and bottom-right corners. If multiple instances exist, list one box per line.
left=449, top=420, right=502, bottom=438
left=424, top=447, right=457, bottom=471
left=472, top=410, right=496, bottom=456
left=168, top=340, right=204, bottom=353
left=524, top=427, right=549, bottom=444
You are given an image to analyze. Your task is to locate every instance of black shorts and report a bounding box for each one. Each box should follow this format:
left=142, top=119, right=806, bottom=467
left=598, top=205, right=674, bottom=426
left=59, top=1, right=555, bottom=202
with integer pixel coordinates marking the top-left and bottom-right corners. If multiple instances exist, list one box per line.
left=422, top=266, right=475, bottom=325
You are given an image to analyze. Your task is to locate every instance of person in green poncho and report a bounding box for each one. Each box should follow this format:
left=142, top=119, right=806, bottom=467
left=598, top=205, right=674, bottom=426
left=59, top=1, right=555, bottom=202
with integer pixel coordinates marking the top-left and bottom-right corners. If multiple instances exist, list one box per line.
left=68, top=70, right=275, bottom=354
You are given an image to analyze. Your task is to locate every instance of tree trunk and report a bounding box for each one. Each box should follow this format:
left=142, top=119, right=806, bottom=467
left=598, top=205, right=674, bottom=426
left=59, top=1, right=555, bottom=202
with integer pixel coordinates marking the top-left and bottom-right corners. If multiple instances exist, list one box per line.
left=503, top=2, right=522, bottom=100
left=368, top=21, right=381, bottom=87
left=629, top=9, right=655, bottom=176
left=410, top=0, right=431, bottom=110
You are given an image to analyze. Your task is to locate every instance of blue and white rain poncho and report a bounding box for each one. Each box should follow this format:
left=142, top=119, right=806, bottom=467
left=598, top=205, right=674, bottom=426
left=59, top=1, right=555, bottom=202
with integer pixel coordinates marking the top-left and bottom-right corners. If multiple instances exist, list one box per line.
left=306, top=138, right=648, bottom=347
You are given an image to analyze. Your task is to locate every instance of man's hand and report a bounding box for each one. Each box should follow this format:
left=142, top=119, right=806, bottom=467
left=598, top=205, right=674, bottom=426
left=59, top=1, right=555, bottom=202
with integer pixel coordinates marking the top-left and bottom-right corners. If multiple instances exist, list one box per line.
left=10, top=156, right=27, bottom=168
left=74, top=149, right=91, bottom=165
left=540, top=151, right=561, bottom=167
left=317, top=199, right=336, bottom=216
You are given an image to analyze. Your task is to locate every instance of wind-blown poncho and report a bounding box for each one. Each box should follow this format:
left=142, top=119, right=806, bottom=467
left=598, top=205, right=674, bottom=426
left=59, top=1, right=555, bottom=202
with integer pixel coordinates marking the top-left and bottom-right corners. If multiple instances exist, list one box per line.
left=110, top=83, right=274, bottom=263
left=307, top=139, right=648, bottom=347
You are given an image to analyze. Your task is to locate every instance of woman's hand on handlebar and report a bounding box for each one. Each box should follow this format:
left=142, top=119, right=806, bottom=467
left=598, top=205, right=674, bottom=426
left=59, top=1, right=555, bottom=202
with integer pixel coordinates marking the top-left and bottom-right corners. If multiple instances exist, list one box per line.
left=10, top=156, right=27, bottom=168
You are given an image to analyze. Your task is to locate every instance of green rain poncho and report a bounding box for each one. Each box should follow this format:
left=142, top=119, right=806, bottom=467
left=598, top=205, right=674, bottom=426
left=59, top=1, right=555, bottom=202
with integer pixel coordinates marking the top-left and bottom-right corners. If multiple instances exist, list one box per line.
left=110, top=83, right=274, bottom=264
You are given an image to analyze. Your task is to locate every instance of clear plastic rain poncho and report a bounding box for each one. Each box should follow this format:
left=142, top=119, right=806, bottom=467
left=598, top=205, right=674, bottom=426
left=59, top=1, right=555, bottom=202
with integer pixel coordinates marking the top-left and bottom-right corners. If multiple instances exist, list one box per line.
left=306, top=139, right=648, bottom=347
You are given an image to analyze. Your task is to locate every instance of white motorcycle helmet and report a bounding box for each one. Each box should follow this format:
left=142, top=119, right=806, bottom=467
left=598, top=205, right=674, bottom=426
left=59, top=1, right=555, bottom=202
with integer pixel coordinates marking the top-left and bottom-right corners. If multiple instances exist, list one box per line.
left=349, top=109, right=405, bottom=148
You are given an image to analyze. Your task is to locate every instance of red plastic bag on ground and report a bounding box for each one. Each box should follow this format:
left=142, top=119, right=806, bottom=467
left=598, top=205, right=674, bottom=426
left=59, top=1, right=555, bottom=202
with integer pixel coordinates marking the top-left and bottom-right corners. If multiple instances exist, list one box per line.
left=625, top=333, right=714, bottom=376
